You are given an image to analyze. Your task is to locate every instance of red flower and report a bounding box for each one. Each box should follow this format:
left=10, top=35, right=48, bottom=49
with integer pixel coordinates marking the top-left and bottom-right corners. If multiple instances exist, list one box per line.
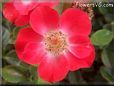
left=3, top=2, right=29, bottom=26
left=13, top=0, right=60, bottom=15
left=3, top=0, right=59, bottom=26
left=15, top=6, right=95, bottom=82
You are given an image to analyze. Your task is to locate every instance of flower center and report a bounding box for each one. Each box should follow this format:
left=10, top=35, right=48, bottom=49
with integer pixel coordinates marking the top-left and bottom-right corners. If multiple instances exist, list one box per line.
left=44, top=30, right=67, bottom=56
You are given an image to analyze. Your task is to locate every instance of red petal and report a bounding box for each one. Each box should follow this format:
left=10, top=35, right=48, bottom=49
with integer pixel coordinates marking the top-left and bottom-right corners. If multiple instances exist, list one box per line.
left=3, top=2, right=18, bottom=23
left=60, top=8, right=91, bottom=36
left=22, top=42, right=45, bottom=65
left=68, top=35, right=90, bottom=45
left=15, top=15, right=29, bottom=26
left=15, top=28, right=42, bottom=64
left=38, top=54, right=69, bottom=82
left=30, top=6, right=59, bottom=35
left=65, top=45, right=95, bottom=71
left=13, top=0, right=38, bottom=15
left=69, top=44, right=93, bottom=59
left=68, top=35, right=92, bottom=59
left=3, top=2, right=29, bottom=26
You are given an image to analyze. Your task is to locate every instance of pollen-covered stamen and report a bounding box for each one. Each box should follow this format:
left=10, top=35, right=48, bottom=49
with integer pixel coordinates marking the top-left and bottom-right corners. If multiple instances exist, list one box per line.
left=44, top=30, right=67, bottom=56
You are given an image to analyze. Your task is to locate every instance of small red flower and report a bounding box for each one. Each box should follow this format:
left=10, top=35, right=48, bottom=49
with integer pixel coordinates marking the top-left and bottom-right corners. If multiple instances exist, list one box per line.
left=3, top=2, right=29, bottom=26
left=3, top=0, right=59, bottom=26
left=15, top=6, right=95, bottom=82
left=13, top=0, right=60, bottom=15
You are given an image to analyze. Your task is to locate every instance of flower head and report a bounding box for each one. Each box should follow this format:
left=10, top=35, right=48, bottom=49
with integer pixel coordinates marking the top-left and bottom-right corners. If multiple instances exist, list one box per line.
left=15, top=6, right=95, bottom=82
left=3, top=0, right=59, bottom=26
left=3, top=2, right=29, bottom=26
left=13, top=0, right=59, bottom=15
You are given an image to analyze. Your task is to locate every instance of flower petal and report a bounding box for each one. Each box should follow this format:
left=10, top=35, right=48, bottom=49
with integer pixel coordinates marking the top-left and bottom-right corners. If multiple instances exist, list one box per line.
left=30, top=6, right=59, bottom=35
left=38, top=54, right=69, bottom=82
left=3, top=2, right=29, bottom=26
left=60, top=8, right=92, bottom=36
left=68, top=35, right=90, bottom=45
left=15, top=15, right=29, bottom=26
left=13, top=0, right=38, bottom=15
left=15, top=28, right=42, bottom=64
left=22, top=42, right=45, bottom=65
left=69, top=44, right=93, bottom=59
left=68, top=35, right=92, bottom=59
left=3, top=2, right=18, bottom=23
left=65, top=45, right=95, bottom=71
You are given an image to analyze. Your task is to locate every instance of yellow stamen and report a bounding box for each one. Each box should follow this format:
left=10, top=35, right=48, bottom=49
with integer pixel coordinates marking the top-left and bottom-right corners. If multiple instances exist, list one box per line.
left=44, top=30, right=67, bottom=56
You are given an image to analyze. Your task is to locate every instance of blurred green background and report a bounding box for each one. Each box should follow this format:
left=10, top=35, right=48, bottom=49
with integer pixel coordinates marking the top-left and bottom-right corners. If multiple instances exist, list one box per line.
left=1, top=0, right=114, bottom=85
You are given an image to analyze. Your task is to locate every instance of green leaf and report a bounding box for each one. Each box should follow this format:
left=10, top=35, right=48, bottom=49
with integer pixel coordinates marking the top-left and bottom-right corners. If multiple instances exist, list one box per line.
left=29, top=66, right=38, bottom=84
left=98, top=6, right=112, bottom=14
left=8, top=27, right=21, bottom=44
left=101, top=41, right=114, bottom=68
left=103, top=24, right=112, bottom=30
left=68, top=72, right=77, bottom=84
left=100, top=66, right=114, bottom=82
left=103, top=22, right=114, bottom=36
left=54, top=1, right=64, bottom=15
left=68, top=71, right=86, bottom=84
left=4, top=50, right=20, bottom=66
left=111, top=22, right=114, bottom=35
left=19, top=62, right=31, bottom=70
left=0, top=3, right=2, bottom=11
left=37, top=77, right=50, bottom=85
left=98, top=7, right=108, bottom=15
left=2, top=66, right=26, bottom=83
left=2, top=27, right=10, bottom=49
left=0, top=68, right=2, bottom=78
left=106, top=42, right=114, bottom=67
left=3, top=50, right=30, bottom=74
left=101, top=49, right=112, bottom=68
left=93, top=73, right=107, bottom=83
left=105, top=14, right=113, bottom=22
left=54, top=0, right=72, bottom=15
left=13, top=27, right=20, bottom=39
left=91, top=29, right=113, bottom=46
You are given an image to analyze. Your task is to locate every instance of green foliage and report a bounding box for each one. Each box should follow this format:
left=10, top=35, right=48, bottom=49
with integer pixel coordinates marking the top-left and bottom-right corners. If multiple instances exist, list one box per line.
left=2, top=27, right=10, bottom=49
left=100, top=66, right=114, bottom=83
left=2, top=66, right=27, bottom=83
left=91, top=29, right=113, bottom=46
left=101, top=49, right=112, bottom=68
